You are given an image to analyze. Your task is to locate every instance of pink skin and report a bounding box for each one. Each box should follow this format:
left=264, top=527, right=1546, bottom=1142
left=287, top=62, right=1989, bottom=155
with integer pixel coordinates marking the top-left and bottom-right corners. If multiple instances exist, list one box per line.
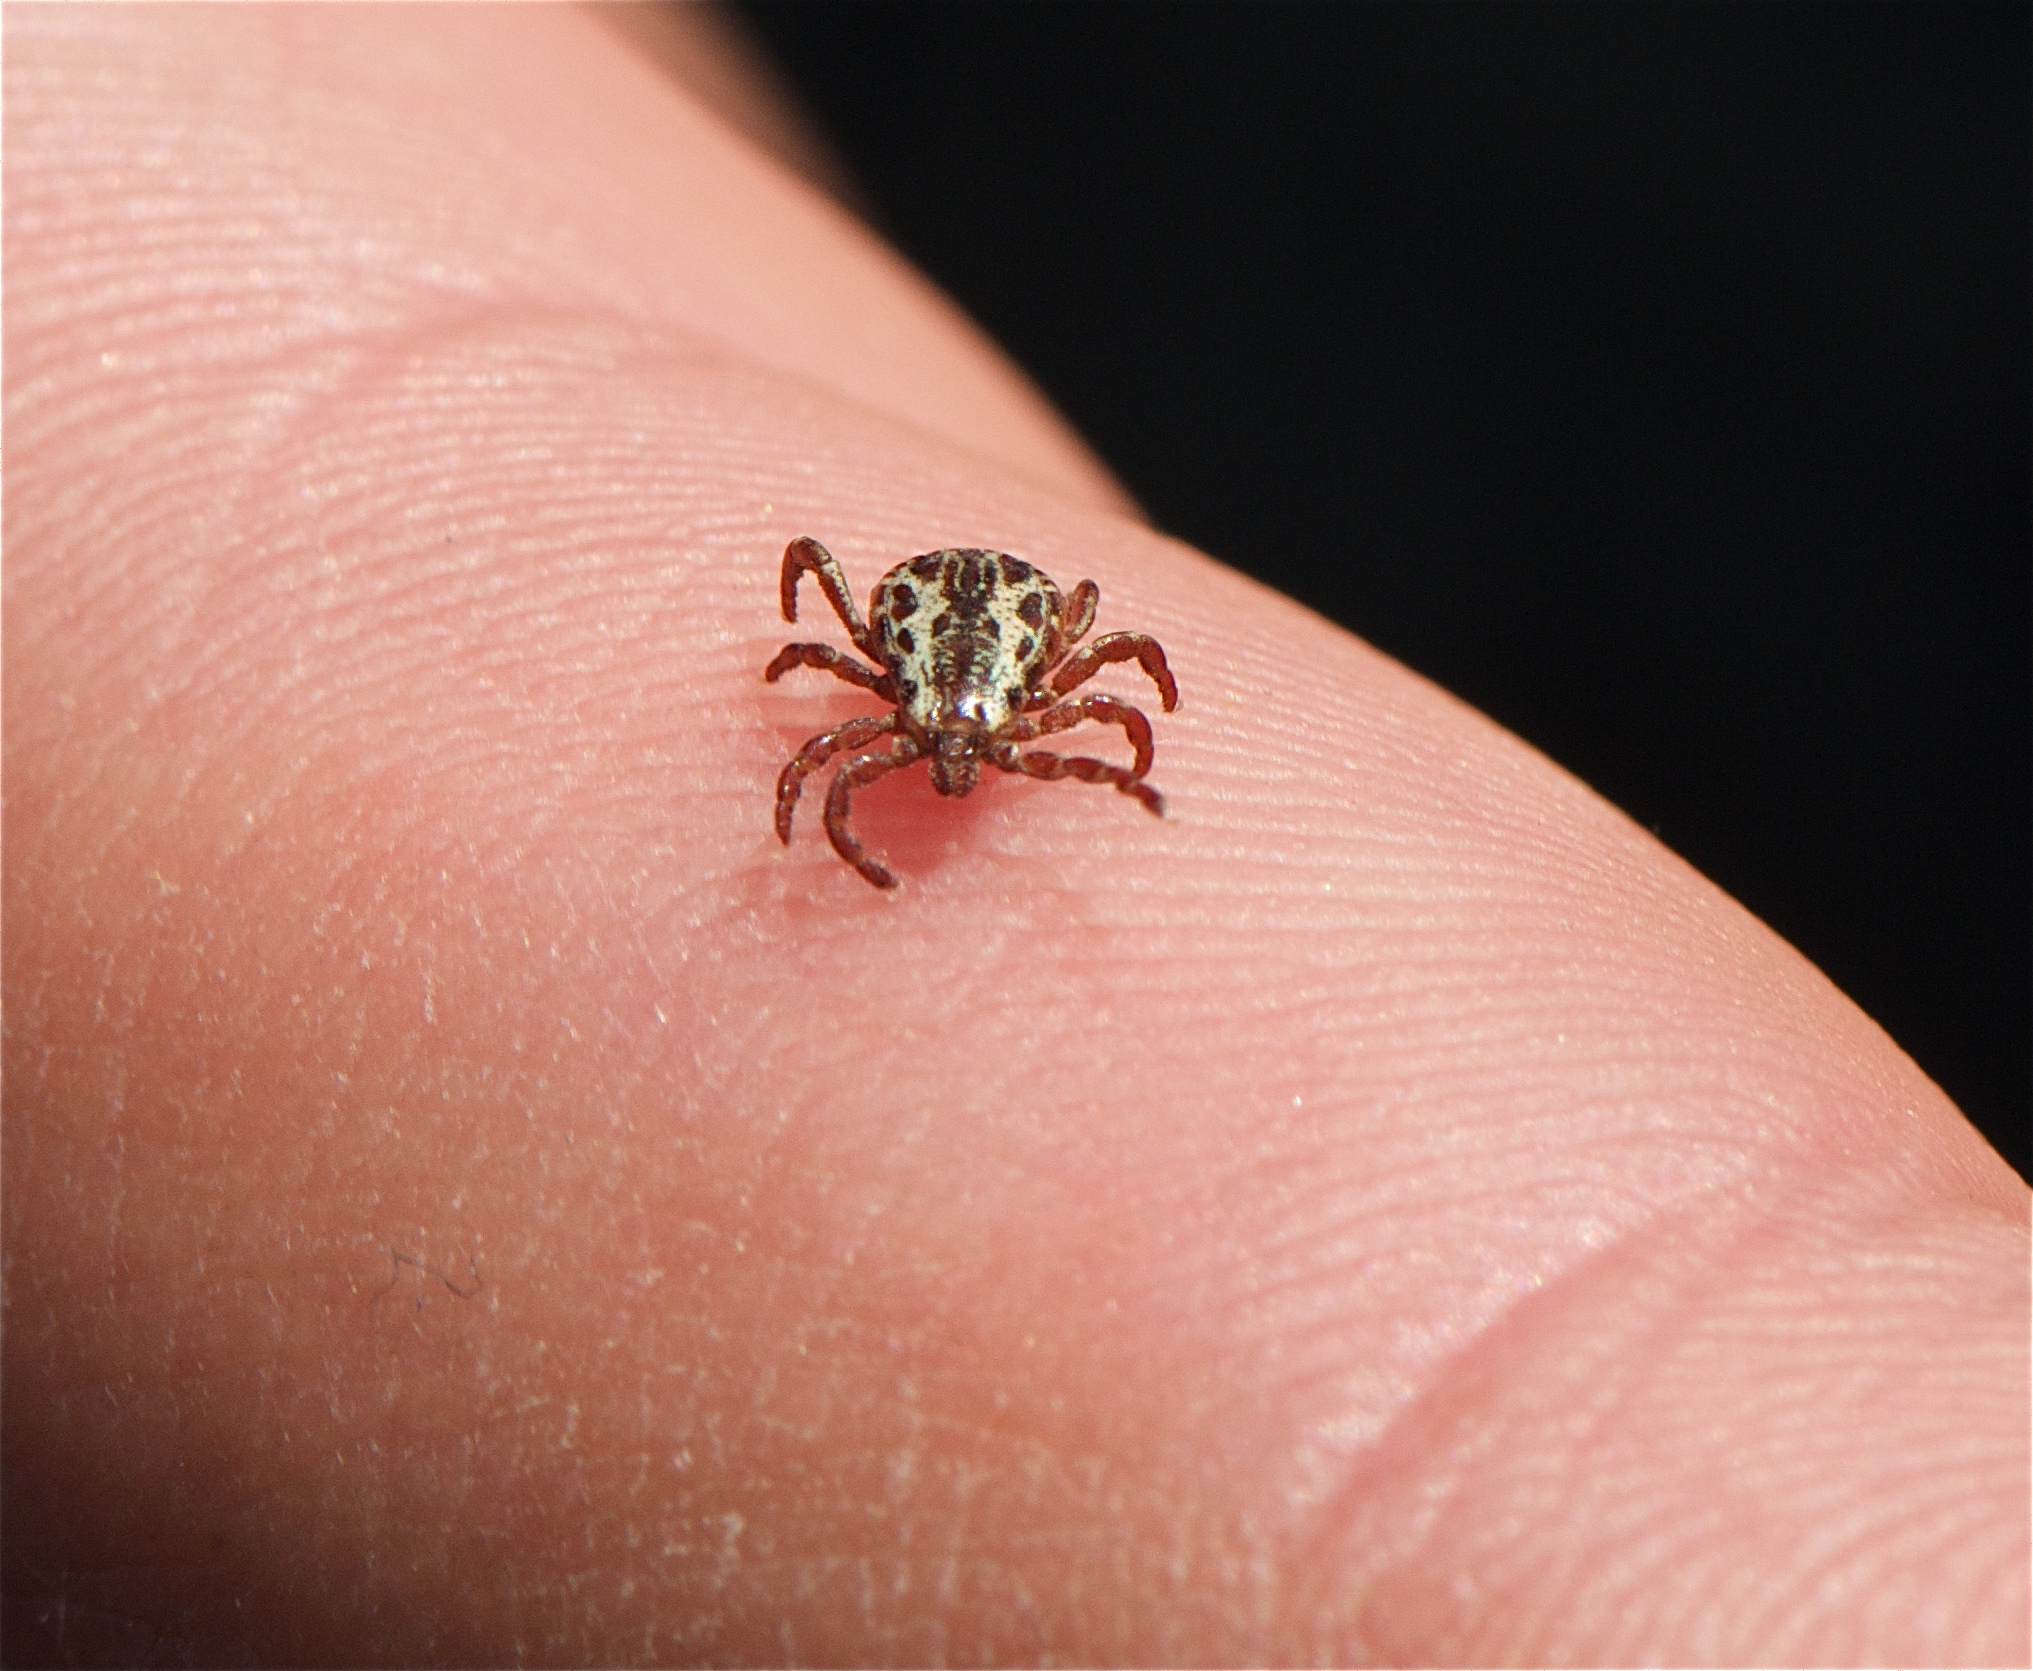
left=3, top=8, right=2025, bottom=1666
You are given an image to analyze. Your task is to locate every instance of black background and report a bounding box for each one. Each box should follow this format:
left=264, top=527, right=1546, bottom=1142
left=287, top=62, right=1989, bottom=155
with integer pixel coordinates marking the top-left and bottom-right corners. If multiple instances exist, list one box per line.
left=736, top=3, right=2029, bottom=1183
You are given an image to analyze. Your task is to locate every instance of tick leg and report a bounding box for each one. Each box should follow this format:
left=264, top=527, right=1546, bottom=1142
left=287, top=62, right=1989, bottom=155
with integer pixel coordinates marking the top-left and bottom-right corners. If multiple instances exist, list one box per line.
left=1047, top=631, right=1178, bottom=712
left=781, top=536, right=879, bottom=658
left=824, top=736, right=926, bottom=890
left=764, top=641, right=894, bottom=697
left=1026, top=582, right=1098, bottom=704
left=775, top=712, right=897, bottom=845
left=1061, top=579, right=1099, bottom=648
left=1013, top=694, right=1156, bottom=778
left=993, top=745, right=1165, bottom=817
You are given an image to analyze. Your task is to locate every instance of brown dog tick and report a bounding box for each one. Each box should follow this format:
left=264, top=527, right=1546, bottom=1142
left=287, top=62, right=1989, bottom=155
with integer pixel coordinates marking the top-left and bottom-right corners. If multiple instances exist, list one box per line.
left=764, top=536, right=1178, bottom=889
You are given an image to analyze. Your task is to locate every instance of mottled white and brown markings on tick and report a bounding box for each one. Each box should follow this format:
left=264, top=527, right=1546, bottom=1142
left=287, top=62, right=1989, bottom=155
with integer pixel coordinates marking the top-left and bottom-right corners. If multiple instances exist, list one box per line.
left=765, top=537, right=1178, bottom=890
left=874, top=550, right=1066, bottom=736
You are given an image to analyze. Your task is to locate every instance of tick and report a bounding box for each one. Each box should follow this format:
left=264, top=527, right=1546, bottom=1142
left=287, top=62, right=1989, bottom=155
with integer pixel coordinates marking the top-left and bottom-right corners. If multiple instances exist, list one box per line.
left=764, top=536, right=1179, bottom=889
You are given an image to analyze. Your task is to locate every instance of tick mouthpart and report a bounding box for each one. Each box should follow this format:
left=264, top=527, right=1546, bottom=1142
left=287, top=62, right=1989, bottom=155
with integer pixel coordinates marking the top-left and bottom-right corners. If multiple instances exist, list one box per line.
left=927, top=729, right=984, bottom=797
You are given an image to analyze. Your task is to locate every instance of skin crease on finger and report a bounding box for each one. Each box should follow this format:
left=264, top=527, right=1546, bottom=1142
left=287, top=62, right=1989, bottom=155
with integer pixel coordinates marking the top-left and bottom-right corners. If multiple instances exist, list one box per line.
left=3, top=7, right=2026, bottom=1668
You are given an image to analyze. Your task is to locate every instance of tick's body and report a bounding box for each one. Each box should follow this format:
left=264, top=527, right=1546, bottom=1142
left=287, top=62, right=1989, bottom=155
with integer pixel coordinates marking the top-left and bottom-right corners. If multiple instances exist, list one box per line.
left=765, top=537, right=1178, bottom=888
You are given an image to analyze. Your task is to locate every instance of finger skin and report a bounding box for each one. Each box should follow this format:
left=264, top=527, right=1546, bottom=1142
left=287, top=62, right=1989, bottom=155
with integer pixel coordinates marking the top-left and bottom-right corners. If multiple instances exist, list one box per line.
left=4, top=8, right=2025, bottom=1667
